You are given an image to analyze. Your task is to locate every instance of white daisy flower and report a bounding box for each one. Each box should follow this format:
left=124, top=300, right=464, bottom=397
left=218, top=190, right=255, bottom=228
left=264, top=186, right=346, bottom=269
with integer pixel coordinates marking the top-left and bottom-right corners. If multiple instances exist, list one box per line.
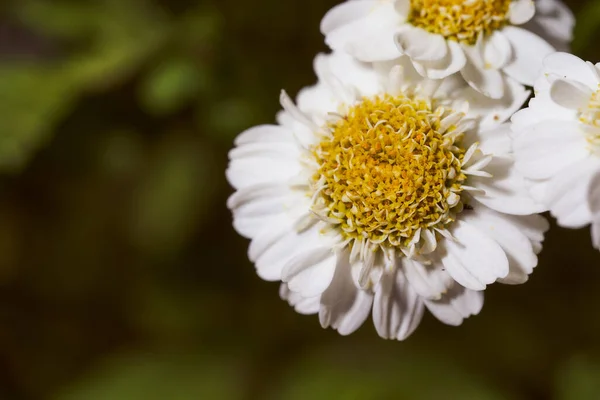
left=512, top=52, right=600, bottom=251
left=227, top=52, right=548, bottom=339
left=321, top=0, right=574, bottom=99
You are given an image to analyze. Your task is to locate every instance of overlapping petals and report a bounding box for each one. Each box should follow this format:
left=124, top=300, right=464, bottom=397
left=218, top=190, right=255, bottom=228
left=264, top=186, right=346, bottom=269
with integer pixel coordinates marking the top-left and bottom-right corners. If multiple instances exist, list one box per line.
left=227, top=52, right=548, bottom=339
left=321, top=0, right=573, bottom=98
left=512, top=52, right=600, bottom=249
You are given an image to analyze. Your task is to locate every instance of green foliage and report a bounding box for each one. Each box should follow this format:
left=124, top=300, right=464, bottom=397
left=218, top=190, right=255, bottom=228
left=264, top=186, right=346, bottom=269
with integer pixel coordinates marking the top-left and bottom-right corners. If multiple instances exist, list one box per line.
left=139, top=59, right=205, bottom=116
left=0, top=65, right=74, bottom=171
left=127, top=133, right=218, bottom=258
left=56, top=353, right=244, bottom=400
left=556, top=357, right=600, bottom=400
left=573, top=0, right=600, bottom=55
left=270, top=344, right=519, bottom=400
left=0, top=0, right=168, bottom=171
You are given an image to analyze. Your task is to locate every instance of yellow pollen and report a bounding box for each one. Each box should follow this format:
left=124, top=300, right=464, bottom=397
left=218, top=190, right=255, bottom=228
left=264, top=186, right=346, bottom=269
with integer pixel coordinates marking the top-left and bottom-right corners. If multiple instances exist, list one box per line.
left=580, top=87, right=600, bottom=151
left=311, top=95, right=467, bottom=249
left=408, top=0, right=512, bottom=45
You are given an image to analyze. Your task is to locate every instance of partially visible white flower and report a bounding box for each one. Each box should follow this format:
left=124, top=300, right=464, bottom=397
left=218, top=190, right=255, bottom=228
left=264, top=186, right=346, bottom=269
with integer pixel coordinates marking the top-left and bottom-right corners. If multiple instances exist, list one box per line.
left=321, top=0, right=574, bottom=99
left=512, top=52, right=600, bottom=251
left=227, top=52, right=548, bottom=339
left=522, top=0, right=575, bottom=52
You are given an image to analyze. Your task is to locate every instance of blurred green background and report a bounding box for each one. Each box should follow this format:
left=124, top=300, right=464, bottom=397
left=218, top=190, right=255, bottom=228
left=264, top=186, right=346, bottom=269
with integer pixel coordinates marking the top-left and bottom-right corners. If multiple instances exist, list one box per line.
left=0, top=0, right=600, bottom=399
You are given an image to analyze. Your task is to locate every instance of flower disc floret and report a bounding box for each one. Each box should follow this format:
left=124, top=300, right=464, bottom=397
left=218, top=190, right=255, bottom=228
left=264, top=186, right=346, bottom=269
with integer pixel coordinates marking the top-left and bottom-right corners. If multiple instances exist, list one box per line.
left=311, top=95, right=467, bottom=249
left=408, top=0, right=512, bottom=45
left=579, top=88, right=600, bottom=152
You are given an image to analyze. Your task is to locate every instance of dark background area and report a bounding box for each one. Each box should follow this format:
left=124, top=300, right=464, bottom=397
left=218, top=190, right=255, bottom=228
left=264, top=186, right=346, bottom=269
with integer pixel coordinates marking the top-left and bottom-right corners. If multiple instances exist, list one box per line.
left=0, top=0, right=600, bottom=398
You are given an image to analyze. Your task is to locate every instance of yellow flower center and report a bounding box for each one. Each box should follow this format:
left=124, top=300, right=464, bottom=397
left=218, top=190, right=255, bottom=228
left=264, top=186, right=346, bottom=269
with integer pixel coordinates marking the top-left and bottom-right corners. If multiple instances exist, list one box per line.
left=311, top=95, right=466, bottom=249
left=407, top=0, right=512, bottom=45
left=580, top=88, right=600, bottom=151
left=581, top=89, right=600, bottom=127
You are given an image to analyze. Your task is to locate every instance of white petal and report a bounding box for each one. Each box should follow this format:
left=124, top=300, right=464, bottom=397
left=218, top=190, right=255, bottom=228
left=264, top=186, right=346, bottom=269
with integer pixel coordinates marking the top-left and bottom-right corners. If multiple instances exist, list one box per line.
left=282, top=247, right=337, bottom=297
left=373, top=268, right=424, bottom=340
left=250, top=221, right=329, bottom=282
left=276, top=110, right=318, bottom=149
left=318, top=51, right=383, bottom=97
left=591, top=176, right=600, bottom=248
left=411, top=40, right=466, bottom=79
left=279, top=90, right=319, bottom=132
left=227, top=126, right=302, bottom=190
left=590, top=209, right=600, bottom=250
left=320, top=0, right=378, bottom=34
left=228, top=141, right=299, bottom=161
left=432, top=78, right=469, bottom=110
left=319, top=255, right=373, bottom=335
left=501, top=26, right=555, bottom=86
left=228, top=184, right=300, bottom=238
left=498, top=213, right=550, bottom=250
left=470, top=155, right=547, bottom=215
left=588, top=170, right=600, bottom=220
left=352, top=247, right=387, bottom=289
left=509, top=0, right=536, bottom=25
left=525, top=0, right=574, bottom=51
left=279, top=284, right=320, bottom=315
left=323, top=2, right=403, bottom=62
left=387, top=64, right=406, bottom=96
left=592, top=220, right=600, bottom=251
left=375, top=56, right=424, bottom=91
left=542, top=52, right=600, bottom=90
left=441, top=220, right=509, bottom=291
left=513, top=120, right=589, bottom=180
left=460, top=41, right=504, bottom=99
left=349, top=31, right=404, bottom=62
left=294, top=296, right=321, bottom=315
left=425, top=285, right=484, bottom=326
left=483, top=31, right=512, bottom=70
left=466, top=206, right=539, bottom=285
left=518, top=213, right=550, bottom=239
left=469, top=123, right=512, bottom=155
left=234, top=124, right=295, bottom=146
left=395, top=27, right=447, bottom=62
left=465, top=124, right=547, bottom=215
left=545, top=157, right=599, bottom=228
left=550, top=79, right=593, bottom=110
left=460, top=77, right=530, bottom=129
left=402, top=257, right=453, bottom=300
left=296, top=83, right=338, bottom=124
left=511, top=96, right=576, bottom=133
left=227, top=183, right=290, bottom=213
left=395, top=0, right=410, bottom=16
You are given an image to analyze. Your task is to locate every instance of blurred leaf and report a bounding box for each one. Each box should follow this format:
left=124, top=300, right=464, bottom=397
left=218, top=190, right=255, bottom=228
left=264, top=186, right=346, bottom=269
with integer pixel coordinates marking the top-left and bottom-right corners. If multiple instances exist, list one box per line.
left=12, top=1, right=101, bottom=39
left=205, top=97, right=263, bottom=142
left=556, top=356, right=600, bottom=400
left=98, top=130, right=145, bottom=177
left=15, top=0, right=169, bottom=89
left=0, top=0, right=170, bottom=172
left=139, top=58, right=204, bottom=116
left=126, top=274, right=238, bottom=349
left=128, top=134, right=218, bottom=258
left=178, top=4, right=223, bottom=47
left=55, top=353, right=244, bottom=400
left=269, top=343, right=520, bottom=400
left=60, top=5, right=169, bottom=90
left=573, top=0, right=600, bottom=54
left=0, top=65, right=75, bottom=171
